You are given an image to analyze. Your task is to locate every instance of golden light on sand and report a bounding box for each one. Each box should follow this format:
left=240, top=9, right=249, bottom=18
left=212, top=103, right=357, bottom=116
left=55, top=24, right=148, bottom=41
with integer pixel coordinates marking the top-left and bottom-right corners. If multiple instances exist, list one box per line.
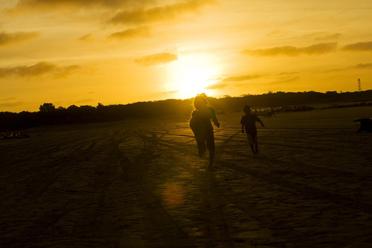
left=162, top=182, right=185, bottom=208
left=167, top=54, right=220, bottom=98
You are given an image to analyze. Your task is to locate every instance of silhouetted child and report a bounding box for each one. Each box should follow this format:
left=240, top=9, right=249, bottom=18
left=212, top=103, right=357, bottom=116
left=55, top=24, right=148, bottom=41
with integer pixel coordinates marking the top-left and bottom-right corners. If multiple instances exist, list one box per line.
left=241, top=105, right=264, bottom=154
left=354, top=118, right=372, bottom=132
left=190, top=93, right=220, bottom=166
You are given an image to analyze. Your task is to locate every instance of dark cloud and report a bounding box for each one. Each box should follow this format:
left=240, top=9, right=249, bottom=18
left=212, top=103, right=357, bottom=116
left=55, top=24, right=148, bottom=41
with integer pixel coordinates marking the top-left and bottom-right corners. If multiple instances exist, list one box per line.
left=110, top=0, right=215, bottom=25
left=243, top=43, right=337, bottom=56
left=0, top=31, right=38, bottom=46
left=108, top=26, right=150, bottom=40
left=0, top=62, right=79, bottom=78
left=342, top=41, right=372, bottom=51
left=135, top=53, right=177, bottom=66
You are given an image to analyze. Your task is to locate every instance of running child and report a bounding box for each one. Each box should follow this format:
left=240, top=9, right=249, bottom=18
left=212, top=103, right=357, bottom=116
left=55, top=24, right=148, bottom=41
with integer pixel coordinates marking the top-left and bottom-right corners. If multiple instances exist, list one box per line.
left=190, top=93, right=220, bottom=166
left=241, top=105, right=264, bottom=154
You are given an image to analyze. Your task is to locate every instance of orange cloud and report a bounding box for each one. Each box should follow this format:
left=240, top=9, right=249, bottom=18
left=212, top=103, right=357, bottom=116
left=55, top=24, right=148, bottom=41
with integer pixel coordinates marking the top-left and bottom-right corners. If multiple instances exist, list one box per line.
left=207, top=83, right=227, bottom=90
left=313, top=33, right=342, bottom=41
left=208, top=73, right=300, bottom=89
left=235, top=75, right=299, bottom=88
left=0, top=100, right=23, bottom=108
left=78, top=33, right=94, bottom=42
left=207, top=74, right=262, bottom=89
left=223, top=74, right=262, bottom=82
left=108, top=26, right=150, bottom=40
left=15, top=0, right=153, bottom=10
left=343, top=41, right=372, bottom=51
left=324, top=62, right=372, bottom=73
left=262, top=76, right=300, bottom=86
left=0, top=31, right=38, bottom=46
left=244, top=43, right=337, bottom=56
left=0, top=62, right=79, bottom=78
left=135, top=53, right=177, bottom=66
left=355, top=63, right=372, bottom=69
left=110, top=0, right=215, bottom=25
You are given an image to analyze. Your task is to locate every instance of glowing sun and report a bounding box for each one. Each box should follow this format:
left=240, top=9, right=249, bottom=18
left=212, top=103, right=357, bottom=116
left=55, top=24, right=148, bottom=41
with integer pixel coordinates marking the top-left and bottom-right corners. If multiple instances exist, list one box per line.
left=166, top=54, right=221, bottom=98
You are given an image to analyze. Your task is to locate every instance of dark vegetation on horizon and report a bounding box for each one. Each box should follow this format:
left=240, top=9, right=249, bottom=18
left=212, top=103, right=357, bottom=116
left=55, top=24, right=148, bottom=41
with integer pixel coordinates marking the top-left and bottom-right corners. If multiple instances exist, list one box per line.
left=1, top=91, right=372, bottom=131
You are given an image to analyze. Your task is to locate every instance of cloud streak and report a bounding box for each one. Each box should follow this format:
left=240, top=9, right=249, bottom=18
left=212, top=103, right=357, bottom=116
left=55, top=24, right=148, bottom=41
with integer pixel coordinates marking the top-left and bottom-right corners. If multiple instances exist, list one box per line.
left=0, top=101, right=23, bottom=108
left=324, top=62, right=372, bottom=73
left=223, top=74, right=262, bottom=82
left=0, top=31, right=38, bottom=46
left=207, top=72, right=301, bottom=90
left=314, top=33, right=342, bottom=41
left=343, top=41, right=372, bottom=51
left=354, top=63, right=372, bottom=69
left=0, top=62, right=79, bottom=78
left=108, top=26, right=151, bottom=40
left=15, top=0, right=153, bottom=10
left=243, top=43, right=337, bottom=57
left=78, top=33, right=93, bottom=42
left=235, top=75, right=300, bottom=88
left=263, top=76, right=300, bottom=85
left=207, top=83, right=227, bottom=90
left=135, top=53, right=178, bottom=66
left=110, top=0, right=215, bottom=25
left=207, top=74, right=262, bottom=90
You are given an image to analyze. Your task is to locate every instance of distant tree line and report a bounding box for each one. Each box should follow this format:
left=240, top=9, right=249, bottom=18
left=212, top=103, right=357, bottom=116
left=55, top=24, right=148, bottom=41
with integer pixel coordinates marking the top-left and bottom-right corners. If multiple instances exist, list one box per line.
left=1, top=90, right=372, bottom=131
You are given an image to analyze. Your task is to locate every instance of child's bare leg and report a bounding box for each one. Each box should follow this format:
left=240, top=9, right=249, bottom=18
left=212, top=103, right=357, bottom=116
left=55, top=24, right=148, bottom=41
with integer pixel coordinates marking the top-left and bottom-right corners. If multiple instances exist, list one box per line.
left=254, top=143, right=258, bottom=154
left=247, top=133, right=255, bottom=154
left=206, top=130, right=215, bottom=166
left=196, top=137, right=206, bottom=157
left=209, top=151, right=215, bottom=166
left=250, top=144, right=255, bottom=153
left=256, top=135, right=260, bottom=154
left=254, top=137, right=259, bottom=154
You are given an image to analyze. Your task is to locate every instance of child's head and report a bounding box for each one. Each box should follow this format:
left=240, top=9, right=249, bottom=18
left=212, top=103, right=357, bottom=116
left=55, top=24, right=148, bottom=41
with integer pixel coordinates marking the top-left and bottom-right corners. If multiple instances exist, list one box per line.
left=194, top=93, right=208, bottom=110
left=243, top=105, right=251, bottom=114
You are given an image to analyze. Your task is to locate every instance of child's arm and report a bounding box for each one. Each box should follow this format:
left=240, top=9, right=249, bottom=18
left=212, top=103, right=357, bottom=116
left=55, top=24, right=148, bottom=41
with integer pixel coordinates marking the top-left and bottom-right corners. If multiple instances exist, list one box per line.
left=240, top=117, right=245, bottom=133
left=210, top=108, right=220, bottom=128
left=257, top=116, right=265, bottom=127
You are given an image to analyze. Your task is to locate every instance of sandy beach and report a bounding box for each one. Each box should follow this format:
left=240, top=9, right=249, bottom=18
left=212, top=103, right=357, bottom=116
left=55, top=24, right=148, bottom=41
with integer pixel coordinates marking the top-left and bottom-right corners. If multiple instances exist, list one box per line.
left=1, top=106, right=372, bottom=248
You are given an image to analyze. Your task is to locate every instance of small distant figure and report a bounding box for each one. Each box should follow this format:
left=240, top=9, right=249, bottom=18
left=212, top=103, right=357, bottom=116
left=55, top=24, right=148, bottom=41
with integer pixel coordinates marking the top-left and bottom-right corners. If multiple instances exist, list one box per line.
left=241, top=105, right=264, bottom=154
left=190, top=93, right=220, bottom=166
left=354, top=118, right=372, bottom=132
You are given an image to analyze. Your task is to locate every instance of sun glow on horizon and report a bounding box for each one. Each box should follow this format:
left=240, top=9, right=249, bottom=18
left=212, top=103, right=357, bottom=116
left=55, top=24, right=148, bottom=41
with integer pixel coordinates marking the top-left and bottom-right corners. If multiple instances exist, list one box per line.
left=166, top=54, right=221, bottom=99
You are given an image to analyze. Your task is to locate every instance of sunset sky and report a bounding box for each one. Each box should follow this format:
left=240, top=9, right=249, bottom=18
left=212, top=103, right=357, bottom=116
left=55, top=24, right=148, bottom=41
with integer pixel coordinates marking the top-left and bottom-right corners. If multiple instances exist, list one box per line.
left=1, top=0, right=372, bottom=112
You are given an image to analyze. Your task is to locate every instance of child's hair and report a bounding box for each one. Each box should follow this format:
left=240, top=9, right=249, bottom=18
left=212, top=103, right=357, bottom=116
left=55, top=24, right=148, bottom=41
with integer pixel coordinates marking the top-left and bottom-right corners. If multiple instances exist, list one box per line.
left=194, top=93, right=208, bottom=110
left=243, top=105, right=251, bottom=114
